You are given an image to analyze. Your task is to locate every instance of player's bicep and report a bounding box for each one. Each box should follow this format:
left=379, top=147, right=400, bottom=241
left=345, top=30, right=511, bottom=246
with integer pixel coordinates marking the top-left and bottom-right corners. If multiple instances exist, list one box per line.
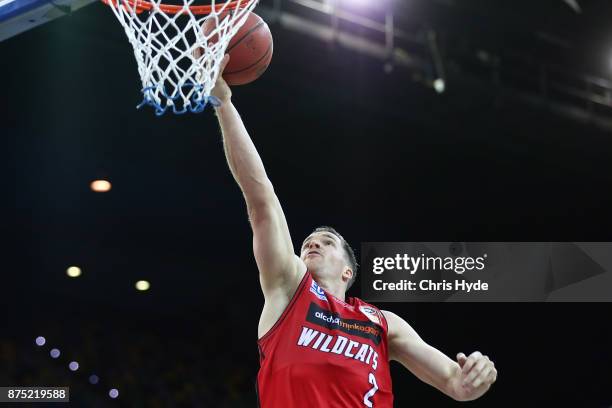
left=249, top=194, right=302, bottom=295
left=383, top=310, right=426, bottom=364
left=383, top=310, right=457, bottom=394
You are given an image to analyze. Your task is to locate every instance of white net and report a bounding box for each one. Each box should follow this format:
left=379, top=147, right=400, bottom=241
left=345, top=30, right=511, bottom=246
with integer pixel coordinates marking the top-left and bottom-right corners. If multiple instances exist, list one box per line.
left=105, top=0, right=258, bottom=115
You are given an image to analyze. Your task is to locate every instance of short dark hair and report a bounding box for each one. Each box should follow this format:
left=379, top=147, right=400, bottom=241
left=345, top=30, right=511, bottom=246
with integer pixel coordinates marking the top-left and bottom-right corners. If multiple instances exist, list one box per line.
left=312, top=226, right=358, bottom=291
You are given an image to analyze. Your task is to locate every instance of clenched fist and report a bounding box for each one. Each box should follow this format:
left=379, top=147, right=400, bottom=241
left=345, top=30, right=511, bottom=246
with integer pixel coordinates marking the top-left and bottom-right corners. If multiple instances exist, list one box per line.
left=453, top=351, right=497, bottom=401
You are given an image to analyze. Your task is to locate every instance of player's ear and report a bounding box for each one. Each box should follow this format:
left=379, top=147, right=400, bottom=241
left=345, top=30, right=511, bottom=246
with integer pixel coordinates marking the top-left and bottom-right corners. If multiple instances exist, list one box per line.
left=342, top=267, right=353, bottom=282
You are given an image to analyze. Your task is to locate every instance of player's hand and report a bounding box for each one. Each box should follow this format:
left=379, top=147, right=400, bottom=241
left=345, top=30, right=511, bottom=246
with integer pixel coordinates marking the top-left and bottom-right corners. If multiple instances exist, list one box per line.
left=211, top=54, right=232, bottom=105
left=456, top=351, right=497, bottom=396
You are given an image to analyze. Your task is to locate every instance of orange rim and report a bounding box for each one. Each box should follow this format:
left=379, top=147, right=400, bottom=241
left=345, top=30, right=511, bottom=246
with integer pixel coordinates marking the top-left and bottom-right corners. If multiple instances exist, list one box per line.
left=101, top=0, right=253, bottom=15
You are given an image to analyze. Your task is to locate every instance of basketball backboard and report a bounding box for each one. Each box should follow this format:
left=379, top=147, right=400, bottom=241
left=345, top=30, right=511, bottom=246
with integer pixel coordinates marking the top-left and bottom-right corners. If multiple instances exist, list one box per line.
left=0, top=0, right=95, bottom=42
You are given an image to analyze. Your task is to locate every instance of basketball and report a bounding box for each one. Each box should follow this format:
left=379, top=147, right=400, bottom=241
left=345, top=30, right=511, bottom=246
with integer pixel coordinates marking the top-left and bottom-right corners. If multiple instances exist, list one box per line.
left=202, top=12, right=273, bottom=86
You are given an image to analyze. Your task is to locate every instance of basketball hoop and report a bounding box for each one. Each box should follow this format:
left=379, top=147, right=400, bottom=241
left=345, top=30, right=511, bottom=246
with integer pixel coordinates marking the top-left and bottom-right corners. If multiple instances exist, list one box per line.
left=102, top=0, right=258, bottom=115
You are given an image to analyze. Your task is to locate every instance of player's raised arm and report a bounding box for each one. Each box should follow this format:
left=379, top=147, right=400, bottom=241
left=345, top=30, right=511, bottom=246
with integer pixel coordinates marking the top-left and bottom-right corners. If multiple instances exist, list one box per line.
left=212, top=55, right=303, bottom=297
left=382, top=310, right=497, bottom=402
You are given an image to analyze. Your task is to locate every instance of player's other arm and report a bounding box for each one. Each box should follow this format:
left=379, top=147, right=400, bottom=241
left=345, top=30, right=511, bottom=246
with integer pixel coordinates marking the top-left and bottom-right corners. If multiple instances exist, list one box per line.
left=212, top=55, right=302, bottom=296
left=382, top=310, right=497, bottom=402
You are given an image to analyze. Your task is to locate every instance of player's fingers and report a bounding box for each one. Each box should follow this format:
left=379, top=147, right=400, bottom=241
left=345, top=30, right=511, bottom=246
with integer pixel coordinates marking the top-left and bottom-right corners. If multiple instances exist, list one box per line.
left=461, top=351, right=482, bottom=376
left=471, top=365, right=493, bottom=388
left=470, top=351, right=484, bottom=360
left=219, top=54, right=230, bottom=73
left=456, top=352, right=467, bottom=367
left=463, top=355, right=487, bottom=385
left=488, top=365, right=498, bottom=384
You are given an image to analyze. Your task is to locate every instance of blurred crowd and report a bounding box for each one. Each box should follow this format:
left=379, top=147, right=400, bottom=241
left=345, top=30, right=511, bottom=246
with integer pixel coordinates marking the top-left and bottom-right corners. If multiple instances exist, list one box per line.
left=1, top=316, right=258, bottom=407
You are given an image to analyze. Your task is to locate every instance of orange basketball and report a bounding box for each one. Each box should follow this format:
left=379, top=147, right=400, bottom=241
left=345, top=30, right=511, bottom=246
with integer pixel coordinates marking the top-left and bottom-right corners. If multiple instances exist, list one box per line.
left=202, top=12, right=273, bottom=86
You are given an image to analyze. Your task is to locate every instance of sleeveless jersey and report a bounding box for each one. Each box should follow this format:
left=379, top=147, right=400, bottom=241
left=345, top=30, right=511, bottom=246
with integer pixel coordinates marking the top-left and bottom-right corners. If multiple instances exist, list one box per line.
left=257, top=272, right=394, bottom=407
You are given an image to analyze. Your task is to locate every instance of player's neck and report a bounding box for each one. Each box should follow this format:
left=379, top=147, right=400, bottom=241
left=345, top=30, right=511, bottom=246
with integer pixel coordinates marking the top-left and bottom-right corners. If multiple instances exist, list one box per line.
left=313, top=275, right=346, bottom=302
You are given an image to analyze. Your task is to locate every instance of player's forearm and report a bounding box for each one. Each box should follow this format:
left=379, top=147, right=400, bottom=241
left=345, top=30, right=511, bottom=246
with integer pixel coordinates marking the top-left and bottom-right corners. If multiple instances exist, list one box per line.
left=215, top=101, right=274, bottom=205
left=395, top=341, right=486, bottom=402
left=414, top=354, right=470, bottom=402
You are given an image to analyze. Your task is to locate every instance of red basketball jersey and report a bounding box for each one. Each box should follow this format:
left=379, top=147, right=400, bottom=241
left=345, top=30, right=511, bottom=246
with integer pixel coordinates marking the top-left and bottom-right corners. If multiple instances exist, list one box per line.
left=257, top=272, right=394, bottom=407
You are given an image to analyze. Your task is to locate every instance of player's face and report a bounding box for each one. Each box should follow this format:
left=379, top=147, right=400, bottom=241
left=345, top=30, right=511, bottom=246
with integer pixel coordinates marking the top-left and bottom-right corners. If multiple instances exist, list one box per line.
left=300, top=232, right=348, bottom=280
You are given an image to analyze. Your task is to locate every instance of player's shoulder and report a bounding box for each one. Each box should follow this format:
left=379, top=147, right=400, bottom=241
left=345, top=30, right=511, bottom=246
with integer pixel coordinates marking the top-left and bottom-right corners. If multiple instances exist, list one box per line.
left=377, top=309, right=406, bottom=329
left=352, top=296, right=382, bottom=313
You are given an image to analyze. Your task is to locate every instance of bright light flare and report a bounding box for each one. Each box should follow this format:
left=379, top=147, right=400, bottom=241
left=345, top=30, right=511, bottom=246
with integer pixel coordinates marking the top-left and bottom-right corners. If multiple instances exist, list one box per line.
left=339, top=0, right=375, bottom=8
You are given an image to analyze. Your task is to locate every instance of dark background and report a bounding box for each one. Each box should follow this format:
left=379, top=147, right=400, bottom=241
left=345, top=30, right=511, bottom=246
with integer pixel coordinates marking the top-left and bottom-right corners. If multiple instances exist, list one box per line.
left=4, top=0, right=612, bottom=406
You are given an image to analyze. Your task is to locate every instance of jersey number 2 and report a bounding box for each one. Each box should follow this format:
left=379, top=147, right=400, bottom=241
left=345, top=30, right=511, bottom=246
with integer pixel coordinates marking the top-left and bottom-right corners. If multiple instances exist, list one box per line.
left=363, top=372, right=379, bottom=407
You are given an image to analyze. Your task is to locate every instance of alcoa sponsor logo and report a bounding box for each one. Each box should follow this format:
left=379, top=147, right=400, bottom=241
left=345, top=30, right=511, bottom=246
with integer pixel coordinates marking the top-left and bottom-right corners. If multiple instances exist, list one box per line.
left=307, top=303, right=382, bottom=342
left=315, top=311, right=340, bottom=324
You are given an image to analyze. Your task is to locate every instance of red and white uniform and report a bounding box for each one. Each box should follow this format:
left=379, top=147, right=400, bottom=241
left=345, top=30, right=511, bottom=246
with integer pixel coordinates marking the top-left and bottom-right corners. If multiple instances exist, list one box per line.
left=257, top=272, right=394, bottom=407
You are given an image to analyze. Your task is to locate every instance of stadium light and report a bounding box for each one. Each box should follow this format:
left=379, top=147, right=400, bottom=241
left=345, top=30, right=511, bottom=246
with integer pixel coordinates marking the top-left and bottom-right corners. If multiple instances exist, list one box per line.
left=35, top=336, right=46, bottom=346
left=50, top=348, right=61, bottom=358
left=135, top=280, right=150, bottom=291
left=433, top=78, right=445, bottom=94
left=109, top=389, right=119, bottom=399
left=66, top=266, right=81, bottom=278
left=90, top=180, right=112, bottom=193
left=69, top=361, right=79, bottom=371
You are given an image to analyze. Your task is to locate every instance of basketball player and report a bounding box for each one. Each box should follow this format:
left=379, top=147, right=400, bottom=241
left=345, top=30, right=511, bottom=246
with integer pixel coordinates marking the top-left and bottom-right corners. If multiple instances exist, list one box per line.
left=212, top=55, right=497, bottom=407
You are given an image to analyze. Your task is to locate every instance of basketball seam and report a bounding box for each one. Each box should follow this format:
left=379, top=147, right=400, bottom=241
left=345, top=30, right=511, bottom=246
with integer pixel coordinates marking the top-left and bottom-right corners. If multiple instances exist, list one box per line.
left=226, top=21, right=265, bottom=53
left=224, top=43, right=273, bottom=76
